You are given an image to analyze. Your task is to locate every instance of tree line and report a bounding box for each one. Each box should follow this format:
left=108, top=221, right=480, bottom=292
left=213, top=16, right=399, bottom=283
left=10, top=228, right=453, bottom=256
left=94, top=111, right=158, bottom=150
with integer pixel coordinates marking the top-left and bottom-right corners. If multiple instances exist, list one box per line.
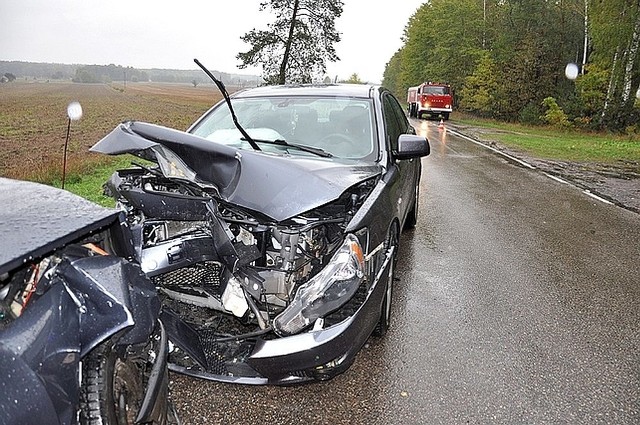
left=0, top=61, right=76, bottom=80
left=382, top=0, right=640, bottom=132
left=72, top=64, right=150, bottom=83
left=0, top=61, right=260, bottom=87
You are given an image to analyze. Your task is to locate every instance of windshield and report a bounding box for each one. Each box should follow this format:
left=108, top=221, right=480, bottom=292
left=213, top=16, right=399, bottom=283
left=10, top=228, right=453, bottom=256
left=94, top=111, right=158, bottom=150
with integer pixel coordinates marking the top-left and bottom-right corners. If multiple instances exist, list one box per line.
left=422, top=86, right=450, bottom=95
left=190, top=96, right=377, bottom=160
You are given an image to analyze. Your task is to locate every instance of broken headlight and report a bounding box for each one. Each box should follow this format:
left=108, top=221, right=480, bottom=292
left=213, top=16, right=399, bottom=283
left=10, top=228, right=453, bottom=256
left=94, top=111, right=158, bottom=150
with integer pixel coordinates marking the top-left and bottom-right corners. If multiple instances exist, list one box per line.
left=273, top=234, right=365, bottom=336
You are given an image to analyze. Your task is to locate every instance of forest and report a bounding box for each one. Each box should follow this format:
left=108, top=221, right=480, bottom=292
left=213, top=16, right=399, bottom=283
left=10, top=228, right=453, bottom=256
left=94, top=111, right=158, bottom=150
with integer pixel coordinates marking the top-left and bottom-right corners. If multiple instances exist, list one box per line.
left=382, top=0, right=640, bottom=133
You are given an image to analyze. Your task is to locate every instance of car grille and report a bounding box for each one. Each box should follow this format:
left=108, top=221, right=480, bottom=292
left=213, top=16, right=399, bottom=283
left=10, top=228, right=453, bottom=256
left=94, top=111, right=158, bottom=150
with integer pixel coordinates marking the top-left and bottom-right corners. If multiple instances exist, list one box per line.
left=169, top=325, right=261, bottom=377
left=151, top=261, right=223, bottom=291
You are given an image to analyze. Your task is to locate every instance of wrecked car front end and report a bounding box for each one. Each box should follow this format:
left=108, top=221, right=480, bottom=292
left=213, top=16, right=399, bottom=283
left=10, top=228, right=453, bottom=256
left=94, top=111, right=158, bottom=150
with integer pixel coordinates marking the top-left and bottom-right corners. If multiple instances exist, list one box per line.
left=91, top=117, right=399, bottom=384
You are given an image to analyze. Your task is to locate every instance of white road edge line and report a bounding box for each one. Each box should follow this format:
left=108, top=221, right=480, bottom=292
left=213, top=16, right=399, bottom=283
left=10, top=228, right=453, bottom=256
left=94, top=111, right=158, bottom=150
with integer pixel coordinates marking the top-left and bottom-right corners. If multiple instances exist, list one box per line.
left=448, top=129, right=536, bottom=170
left=583, top=190, right=614, bottom=205
left=543, top=173, right=569, bottom=185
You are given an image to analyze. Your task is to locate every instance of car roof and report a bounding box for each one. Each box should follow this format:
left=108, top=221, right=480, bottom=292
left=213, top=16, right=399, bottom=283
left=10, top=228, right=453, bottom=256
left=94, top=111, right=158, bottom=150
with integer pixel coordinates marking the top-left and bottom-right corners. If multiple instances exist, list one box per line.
left=232, top=83, right=379, bottom=99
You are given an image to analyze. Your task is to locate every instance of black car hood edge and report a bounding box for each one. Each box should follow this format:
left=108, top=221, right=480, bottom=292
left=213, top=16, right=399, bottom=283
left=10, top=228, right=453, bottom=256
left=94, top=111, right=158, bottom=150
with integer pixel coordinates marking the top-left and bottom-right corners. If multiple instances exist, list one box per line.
left=91, top=121, right=383, bottom=222
left=0, top=178, right=121, bottom=276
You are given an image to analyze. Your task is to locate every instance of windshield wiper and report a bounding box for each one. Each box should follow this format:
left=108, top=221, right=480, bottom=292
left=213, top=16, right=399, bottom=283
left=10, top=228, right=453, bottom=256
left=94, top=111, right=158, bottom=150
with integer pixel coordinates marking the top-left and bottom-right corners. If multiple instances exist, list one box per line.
left=241, top=137, right=333, bottom=158
left=194, top=58, right=261, bottom=152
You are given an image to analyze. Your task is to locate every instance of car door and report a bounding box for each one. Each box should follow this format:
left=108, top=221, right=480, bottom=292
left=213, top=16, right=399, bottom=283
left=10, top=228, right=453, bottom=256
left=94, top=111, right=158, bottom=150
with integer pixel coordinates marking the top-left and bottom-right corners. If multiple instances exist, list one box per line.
left=381, top=90, right=420, bottom=227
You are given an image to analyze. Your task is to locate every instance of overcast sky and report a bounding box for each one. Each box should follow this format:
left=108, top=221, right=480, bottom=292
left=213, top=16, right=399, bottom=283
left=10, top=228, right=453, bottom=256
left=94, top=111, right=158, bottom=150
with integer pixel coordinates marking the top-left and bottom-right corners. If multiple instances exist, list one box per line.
left=0, top=0, right=424, bottom=83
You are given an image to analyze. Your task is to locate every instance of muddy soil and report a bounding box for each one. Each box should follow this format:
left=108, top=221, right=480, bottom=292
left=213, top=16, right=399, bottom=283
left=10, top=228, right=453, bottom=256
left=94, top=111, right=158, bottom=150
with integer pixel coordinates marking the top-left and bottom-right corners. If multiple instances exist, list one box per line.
left=451, top=124, right=640, bottom=214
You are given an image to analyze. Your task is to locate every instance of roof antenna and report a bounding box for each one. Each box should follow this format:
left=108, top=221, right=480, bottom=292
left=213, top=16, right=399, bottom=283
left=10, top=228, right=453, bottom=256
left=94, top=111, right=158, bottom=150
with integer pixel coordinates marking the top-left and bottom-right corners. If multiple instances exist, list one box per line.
left=193, top=58, right=261, bottom=151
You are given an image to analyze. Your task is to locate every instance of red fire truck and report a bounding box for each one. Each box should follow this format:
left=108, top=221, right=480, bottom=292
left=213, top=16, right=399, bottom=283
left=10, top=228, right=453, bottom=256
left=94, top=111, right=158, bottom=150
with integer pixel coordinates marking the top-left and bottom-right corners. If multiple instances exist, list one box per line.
left=407, top=82, right=453, bottom=120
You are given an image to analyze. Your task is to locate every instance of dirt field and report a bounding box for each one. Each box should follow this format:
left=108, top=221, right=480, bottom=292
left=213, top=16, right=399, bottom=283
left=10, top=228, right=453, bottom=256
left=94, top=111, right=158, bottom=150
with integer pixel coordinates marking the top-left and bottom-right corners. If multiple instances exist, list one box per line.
left=0, top=81, right=222, bottom=181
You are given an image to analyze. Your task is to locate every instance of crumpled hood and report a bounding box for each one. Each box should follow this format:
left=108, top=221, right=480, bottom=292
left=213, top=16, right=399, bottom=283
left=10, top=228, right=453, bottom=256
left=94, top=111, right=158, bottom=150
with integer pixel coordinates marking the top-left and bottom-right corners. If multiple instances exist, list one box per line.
left=91, top=121, right=382, bottom=222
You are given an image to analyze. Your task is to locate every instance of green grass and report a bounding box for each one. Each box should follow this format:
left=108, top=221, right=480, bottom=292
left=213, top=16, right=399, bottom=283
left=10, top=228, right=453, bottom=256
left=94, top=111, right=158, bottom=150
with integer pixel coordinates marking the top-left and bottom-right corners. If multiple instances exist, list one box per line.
left=454, top=115, right=640, bottom=164
left=496, top=132, right=640, bottom=162
left=53, top=156, right=137, bottom=207
left=0, top=81, right=214, bottom=206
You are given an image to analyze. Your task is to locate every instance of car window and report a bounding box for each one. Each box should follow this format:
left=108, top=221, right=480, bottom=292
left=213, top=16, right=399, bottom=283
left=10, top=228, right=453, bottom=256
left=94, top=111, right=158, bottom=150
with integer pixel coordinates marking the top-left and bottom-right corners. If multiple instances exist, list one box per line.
left=382, top=93, right=409, bottom=152
left=191, top=97, right=377, bottom=160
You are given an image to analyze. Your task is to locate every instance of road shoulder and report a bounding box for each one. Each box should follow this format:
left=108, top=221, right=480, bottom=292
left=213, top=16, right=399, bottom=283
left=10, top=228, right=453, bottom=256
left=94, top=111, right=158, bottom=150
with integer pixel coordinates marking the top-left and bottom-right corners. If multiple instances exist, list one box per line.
left=448, top=122, right=640, bottom=214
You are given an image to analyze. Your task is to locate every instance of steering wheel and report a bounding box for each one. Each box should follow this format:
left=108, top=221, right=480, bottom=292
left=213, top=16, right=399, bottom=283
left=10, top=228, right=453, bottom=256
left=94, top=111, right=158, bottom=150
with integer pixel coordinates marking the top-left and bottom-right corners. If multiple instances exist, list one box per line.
left=317, top=133, right=354, bottom=156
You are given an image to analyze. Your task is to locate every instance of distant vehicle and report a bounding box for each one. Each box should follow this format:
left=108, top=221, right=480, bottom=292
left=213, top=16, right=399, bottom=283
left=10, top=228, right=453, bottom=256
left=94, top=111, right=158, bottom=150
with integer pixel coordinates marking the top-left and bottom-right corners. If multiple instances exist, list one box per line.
left=407, top=82, right=453, bottom=120
left=92, top=82, right=430, bottom=385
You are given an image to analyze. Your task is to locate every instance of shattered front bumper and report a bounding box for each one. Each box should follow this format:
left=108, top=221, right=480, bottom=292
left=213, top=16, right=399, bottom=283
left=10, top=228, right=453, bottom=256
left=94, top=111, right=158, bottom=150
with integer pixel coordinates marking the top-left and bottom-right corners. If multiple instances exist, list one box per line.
left=164, top=268, right=387, bottom=385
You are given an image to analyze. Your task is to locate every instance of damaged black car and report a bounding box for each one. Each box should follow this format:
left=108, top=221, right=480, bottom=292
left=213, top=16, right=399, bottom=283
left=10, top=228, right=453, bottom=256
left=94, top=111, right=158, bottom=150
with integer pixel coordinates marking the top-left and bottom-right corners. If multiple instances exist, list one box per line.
left=91, top=83, right=429, bottom=384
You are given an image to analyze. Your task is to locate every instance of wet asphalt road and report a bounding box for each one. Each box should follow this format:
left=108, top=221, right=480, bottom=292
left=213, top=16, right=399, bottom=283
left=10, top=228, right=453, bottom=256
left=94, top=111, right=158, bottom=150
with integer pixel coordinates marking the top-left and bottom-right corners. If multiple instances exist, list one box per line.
left=170, top=120, right=640, bottom=424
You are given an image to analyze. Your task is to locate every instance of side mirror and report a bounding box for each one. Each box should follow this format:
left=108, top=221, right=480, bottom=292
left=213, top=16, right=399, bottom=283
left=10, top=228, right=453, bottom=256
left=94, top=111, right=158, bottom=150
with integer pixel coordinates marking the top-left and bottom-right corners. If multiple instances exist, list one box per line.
left=394, top=134, right=430, bottom=159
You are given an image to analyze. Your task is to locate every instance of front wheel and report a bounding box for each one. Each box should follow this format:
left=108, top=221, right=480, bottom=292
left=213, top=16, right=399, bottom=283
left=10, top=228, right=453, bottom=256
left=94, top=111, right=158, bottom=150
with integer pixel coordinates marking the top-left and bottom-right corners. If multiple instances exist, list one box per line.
left=80, top=344, right=148, bottom=425
left=373, top=227, right=398, bottom=337
left=404, top=182, right=419, bottom=229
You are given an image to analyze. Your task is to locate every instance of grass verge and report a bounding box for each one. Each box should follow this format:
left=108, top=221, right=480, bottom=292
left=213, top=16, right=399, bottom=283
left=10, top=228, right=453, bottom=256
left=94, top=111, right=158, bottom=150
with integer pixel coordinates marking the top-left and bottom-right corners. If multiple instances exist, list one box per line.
left=453, top=115, right=640, bottom=164
left=52, top=155, right=136, bottom=207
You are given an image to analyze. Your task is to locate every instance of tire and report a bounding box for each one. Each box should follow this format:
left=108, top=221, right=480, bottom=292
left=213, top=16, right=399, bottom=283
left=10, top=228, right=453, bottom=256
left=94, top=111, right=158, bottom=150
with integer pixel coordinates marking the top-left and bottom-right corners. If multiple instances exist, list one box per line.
left=80, top=344, right=147, bottom=425
left=443, top=112, right=450, bottom=120
left=373, top=226, right=398, bottom=337
left=404, top=182, right=419, bottom=229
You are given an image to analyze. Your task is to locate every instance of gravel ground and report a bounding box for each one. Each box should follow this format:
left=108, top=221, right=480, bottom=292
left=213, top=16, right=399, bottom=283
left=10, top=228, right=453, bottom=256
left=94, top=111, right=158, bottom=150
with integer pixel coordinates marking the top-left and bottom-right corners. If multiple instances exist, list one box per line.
left=450, top=123, right=640, bottom=214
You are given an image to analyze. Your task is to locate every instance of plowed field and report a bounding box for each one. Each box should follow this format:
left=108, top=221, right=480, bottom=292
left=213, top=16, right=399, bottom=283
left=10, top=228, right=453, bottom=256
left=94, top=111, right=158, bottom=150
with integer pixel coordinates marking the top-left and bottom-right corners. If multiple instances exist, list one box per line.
left=0, top=81, right=222, bottom=181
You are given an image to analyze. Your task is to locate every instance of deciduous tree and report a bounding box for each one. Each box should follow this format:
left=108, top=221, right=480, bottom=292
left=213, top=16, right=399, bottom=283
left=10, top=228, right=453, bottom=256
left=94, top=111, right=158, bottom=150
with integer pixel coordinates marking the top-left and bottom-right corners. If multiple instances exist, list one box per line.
left=387, top=0, right=588, bottom=123
left=590, top=0, right=640, bottom=129
left=459, top=52, right=499, bottom=117
left=341, top=73, right=363, bottom=84
left=382, top=49, right=404, bottom=97
left=396, top=0, right=485, bottom=95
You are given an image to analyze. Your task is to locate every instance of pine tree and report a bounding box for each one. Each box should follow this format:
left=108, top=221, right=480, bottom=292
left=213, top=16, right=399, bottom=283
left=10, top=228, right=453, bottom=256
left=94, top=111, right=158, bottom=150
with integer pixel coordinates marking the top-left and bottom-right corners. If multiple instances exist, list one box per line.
left=237, top=0, right=343, bottom=84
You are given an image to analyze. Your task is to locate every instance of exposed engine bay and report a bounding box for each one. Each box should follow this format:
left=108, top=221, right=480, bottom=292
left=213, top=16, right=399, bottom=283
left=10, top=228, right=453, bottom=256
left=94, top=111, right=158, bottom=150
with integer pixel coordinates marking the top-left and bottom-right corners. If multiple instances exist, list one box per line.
left=106, top=165, right=379, bottom=340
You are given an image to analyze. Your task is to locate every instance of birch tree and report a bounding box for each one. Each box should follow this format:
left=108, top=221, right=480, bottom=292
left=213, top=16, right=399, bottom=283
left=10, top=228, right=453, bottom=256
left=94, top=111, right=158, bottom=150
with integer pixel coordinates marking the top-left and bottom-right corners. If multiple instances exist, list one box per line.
left=590, top=0, right=640, bottom=129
